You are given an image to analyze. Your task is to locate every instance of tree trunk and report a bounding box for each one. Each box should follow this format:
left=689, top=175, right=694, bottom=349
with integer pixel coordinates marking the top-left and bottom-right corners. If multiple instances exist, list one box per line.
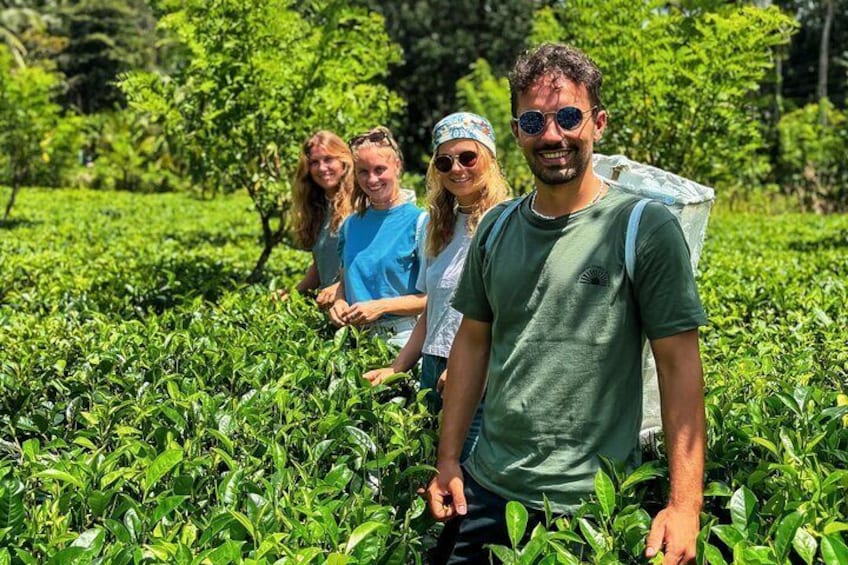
left=247, top=213, right=275, bottom=283
left=818, top=0, right=834, bottom=125
left=3, top=184, right=20, bottom=222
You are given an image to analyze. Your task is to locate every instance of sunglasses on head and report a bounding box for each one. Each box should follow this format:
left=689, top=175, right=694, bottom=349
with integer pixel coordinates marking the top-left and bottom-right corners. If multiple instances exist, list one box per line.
left=349, top=130, right=390, bottom=147
left=513, top=105, right=598, bottom=136
left=433, top=150, right=478, bottom=173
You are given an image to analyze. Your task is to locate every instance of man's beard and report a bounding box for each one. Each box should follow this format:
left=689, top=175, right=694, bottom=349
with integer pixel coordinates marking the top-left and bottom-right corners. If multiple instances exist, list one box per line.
left=527, top=144, right=590, bottom=187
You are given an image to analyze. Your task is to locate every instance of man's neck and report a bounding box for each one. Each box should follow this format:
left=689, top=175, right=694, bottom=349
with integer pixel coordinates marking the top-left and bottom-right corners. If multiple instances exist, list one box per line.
left=533, top=168, right=603, bottom=217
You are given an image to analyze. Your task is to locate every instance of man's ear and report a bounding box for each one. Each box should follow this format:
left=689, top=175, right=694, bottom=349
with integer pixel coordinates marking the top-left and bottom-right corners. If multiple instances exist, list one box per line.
left=593, top=109, right=608, bottom=141
left=510, top=119, right=519, bottom=139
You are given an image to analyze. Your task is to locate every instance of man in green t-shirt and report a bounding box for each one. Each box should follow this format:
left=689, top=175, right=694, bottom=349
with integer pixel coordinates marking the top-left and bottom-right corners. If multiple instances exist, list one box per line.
left=426, top=43, right=707, bottom=565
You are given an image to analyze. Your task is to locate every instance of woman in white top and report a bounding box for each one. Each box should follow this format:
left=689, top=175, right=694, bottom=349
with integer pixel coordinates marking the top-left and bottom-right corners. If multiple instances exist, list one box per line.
left=364, top=113, right=508, bottom=460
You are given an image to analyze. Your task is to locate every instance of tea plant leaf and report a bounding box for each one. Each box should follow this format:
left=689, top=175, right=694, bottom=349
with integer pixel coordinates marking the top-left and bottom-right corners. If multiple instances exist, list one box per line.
left=793, top=527, right=818, bottom=565
left=774, top=511, right=803, bottom=563
left=703, top=543, right=728, bottom=565
left=34, top=469, right=84, bottom=489
left=0, top=548, right=9, bottom=565
left=546, top=540, right=580, bottom=565
left=821, top=535, right=848, bottom=565
left=151, top=495, right=187, bottom=523
left=620, top=461, right=664, bottom=492
left=198, top=513, right=235, bottom=546
left=486, top=545, right=515, bottom=564
left=506, top=500, right=529, bottom=549
left=227, top=510, right=257, bottom=542
left=144, top=448, right=183, bottom=493
left=578, top=518, right=608, bottom=554
left=729, top=486, right=757, bottom=535
left=823, top=522, right=848, bottom=535
left=749, top=437, right=780, bottom=458
left=593, top=469, right=616, bottom=519
left=344, top=521, right=385, bottom=554
left=70, top=528, right=106, bottom=557
left=0, top=479, right=24, bottom=532
left=194, top=540, right=243, bottom=565
left=712, top=525, right=746, bottom=549
left=703, top=481, right=733, bottom=497
left=326, top=553, right=350, bottom=565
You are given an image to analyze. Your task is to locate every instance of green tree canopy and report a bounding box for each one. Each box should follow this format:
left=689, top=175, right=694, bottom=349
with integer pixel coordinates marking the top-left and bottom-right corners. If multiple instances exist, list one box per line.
left=0, top=43, right=71, bottom=220
left=458, top=2, right=797, bottom=194
left=367, top=0, right=550, bottom=171
left=57, top=0, right=156, bottom=113
left=121, top=0, right=403, bottom=281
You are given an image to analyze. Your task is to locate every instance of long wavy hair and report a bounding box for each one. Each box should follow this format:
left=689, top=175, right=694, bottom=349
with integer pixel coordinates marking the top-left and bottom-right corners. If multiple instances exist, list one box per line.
left=291, top=131, right=354, bottom=249
left=348, top=126, right=404, bottom=216
left=425, top=140, right=509, bottom=257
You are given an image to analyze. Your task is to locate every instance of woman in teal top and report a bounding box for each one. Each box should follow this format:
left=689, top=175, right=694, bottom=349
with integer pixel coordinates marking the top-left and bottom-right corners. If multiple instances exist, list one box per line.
left=272, top=131, right=354, bottom=307
left=329, top=127, right=426, bottom=347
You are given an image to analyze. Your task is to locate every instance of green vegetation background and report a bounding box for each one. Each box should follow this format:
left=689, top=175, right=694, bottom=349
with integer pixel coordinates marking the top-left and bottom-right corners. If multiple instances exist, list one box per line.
left=1, top=190, right=846, bottom=563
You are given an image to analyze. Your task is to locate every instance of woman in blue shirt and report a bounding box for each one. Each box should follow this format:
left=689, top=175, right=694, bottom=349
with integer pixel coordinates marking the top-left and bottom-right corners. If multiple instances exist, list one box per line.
left=329, top=126, right=426, bottom=347
left=272, top=131, right=353, bottom=307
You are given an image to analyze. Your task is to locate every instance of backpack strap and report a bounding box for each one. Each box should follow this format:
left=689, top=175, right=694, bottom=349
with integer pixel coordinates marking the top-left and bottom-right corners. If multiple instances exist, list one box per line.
left=483, top=195, right=527, bottom=261
left=625, top=198, right=651, bottom=283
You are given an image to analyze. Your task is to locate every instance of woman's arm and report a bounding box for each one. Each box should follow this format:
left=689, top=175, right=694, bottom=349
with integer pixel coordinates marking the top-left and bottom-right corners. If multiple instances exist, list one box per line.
left=328, top=270, right=351, bottom=326
left=271, top=260, right=320, bottom=301
left=344, top=294, right=426, bottom=326
left=363, top=311, right=427, bottom=385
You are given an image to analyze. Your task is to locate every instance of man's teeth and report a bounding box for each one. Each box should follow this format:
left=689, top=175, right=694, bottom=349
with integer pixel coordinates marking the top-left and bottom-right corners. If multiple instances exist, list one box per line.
left=540, top=150, right=569, bottom=158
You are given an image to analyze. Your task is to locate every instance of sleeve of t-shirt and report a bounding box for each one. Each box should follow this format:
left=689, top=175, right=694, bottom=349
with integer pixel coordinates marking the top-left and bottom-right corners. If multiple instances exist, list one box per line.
left=634, top=203, right=708, bottom=340
left=451, top=205, right=506, bottom=323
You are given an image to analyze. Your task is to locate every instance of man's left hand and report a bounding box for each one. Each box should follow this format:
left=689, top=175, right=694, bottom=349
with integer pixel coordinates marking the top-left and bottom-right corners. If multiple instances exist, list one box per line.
left=645, top=503, right=700, bottom=564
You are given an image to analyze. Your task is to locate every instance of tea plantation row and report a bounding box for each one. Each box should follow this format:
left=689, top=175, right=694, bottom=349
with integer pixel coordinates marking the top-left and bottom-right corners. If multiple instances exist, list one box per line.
left=0, top=189, right=846, bottom=564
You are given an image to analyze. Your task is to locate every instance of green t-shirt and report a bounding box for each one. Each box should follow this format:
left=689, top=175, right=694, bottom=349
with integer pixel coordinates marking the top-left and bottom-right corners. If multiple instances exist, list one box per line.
left=452, top=189, right=707, bottom=514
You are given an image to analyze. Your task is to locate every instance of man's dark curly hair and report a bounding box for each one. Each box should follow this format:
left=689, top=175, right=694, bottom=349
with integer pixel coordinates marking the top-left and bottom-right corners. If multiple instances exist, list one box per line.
left=509, top=43, right=603, bottom=117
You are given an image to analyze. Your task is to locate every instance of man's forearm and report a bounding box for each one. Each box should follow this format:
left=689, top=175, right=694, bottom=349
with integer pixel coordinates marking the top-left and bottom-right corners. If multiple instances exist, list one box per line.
left=653, top=330, right=706, bottom=510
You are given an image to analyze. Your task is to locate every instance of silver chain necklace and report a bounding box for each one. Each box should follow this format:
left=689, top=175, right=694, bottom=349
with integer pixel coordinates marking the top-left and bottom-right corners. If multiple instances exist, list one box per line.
left=529, top=180, right=605, bottom=220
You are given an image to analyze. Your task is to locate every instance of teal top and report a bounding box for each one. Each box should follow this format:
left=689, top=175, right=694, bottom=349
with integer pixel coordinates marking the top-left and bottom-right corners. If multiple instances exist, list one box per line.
left=312, top=210, right=341, bottom=288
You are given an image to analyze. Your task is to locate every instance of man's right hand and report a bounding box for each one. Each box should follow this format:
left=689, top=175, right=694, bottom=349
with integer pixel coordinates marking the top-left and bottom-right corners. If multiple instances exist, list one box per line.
left=426, top=460, right=467, bottom=521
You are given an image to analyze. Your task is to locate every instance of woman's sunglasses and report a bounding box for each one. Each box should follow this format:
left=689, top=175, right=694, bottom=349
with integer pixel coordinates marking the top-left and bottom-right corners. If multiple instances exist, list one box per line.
left=434, top=151, right=478, bottom=173
left=513, top=105, right=597, bottom=136
left=349, top=130, right=390, bottom=147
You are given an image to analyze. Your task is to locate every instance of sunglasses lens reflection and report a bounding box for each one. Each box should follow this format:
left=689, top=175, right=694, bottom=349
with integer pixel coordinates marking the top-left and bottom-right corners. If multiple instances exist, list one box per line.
left=518, top=111, right=546, bottom=135
left=556, top=106, right=583, bottom=130
left=517, top=106, right=587, bottom=136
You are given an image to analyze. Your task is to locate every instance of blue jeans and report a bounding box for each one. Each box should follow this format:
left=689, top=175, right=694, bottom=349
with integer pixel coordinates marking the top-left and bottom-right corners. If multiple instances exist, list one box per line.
left=421, top=354, right=483, bottom=463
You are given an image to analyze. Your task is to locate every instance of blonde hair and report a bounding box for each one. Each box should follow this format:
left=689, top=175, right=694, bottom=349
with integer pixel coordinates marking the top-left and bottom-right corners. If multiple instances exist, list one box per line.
left=291, top=131, right=354, bottom=249
left=348, top=126, right=404, bottom=215
left=425, top=140, right=509, bottom=257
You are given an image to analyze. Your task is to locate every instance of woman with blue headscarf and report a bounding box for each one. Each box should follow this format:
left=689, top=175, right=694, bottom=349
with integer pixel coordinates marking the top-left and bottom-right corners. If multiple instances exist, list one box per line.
left=364, top=112, right=509, bottom=461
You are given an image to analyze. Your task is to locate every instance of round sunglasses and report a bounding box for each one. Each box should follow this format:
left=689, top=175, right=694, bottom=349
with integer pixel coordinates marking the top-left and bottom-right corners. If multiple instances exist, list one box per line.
left=434, top=150, right=478, bottom=173
left=513, top=105, right=598, bottom=136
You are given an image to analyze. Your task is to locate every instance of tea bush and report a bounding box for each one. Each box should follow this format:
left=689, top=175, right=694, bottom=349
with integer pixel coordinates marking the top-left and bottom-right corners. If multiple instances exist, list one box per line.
left=1, top=189, right=846, bottom=563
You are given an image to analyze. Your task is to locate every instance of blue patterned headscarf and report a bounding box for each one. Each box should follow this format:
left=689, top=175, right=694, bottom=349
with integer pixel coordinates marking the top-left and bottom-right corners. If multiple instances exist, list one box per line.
left=431, top=112, right=497, bottom=156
